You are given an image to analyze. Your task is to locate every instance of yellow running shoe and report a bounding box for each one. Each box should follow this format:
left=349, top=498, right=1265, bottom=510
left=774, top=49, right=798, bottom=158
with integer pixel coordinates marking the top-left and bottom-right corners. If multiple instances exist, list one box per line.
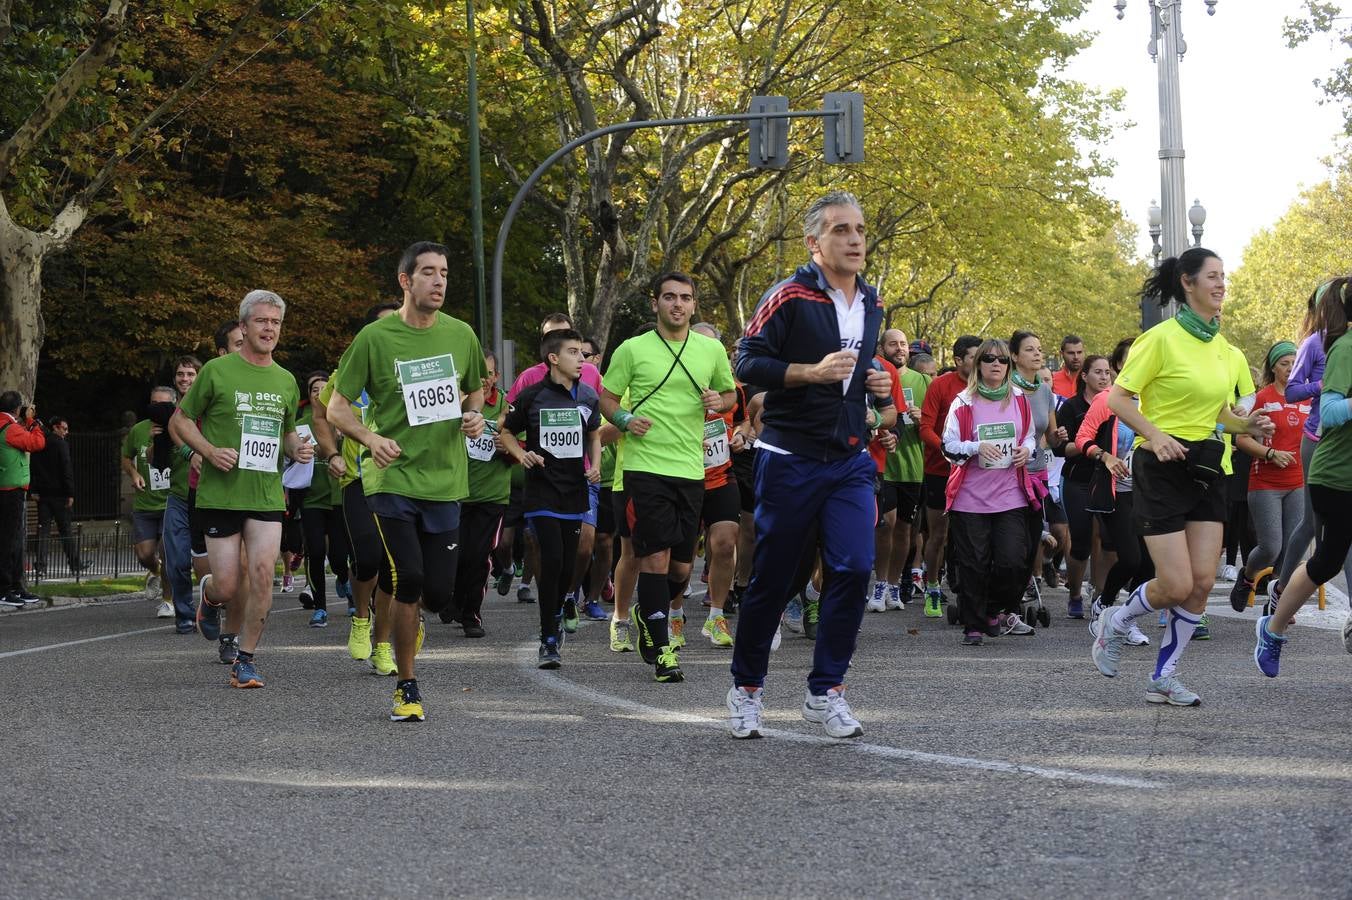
left=370, top=642, right=397, bottom=676
left=610, top=616, right=634, bottom=653
left=390, top=683, right=425, bottom=722
left=348, top=617, right=372, bottom=661
left=670, top=614, right=686, bottom=648
left=702, top=614, right=733, bottom=647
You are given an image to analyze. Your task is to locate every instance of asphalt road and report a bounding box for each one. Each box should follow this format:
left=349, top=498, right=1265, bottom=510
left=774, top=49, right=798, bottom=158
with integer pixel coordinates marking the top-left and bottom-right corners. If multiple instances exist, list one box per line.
left=3, top=575, right=1351, bottom=899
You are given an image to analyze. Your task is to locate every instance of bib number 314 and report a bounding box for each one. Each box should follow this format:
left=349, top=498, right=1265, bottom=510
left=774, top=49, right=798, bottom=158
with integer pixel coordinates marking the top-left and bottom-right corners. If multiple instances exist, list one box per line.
left=239, top=414, right=282, bottom=472
left=398, top=354, right=462, bottom=426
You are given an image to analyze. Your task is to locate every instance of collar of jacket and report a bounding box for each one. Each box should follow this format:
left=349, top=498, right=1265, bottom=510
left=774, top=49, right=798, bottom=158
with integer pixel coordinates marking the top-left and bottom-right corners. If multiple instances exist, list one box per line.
left=796, top=261, right=876, bottom=305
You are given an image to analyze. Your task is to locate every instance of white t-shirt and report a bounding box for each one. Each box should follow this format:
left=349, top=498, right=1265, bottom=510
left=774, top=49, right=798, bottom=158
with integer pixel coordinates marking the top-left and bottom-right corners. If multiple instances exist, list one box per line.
left=826, top=285, right=866, bottom=396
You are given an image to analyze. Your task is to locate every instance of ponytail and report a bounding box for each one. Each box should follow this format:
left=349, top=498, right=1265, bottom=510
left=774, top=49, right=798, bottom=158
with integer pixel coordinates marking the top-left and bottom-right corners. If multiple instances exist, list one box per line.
left=1140, top=247, right=1220, bottom=307
left=1321, top=277, right=1352, bottom=353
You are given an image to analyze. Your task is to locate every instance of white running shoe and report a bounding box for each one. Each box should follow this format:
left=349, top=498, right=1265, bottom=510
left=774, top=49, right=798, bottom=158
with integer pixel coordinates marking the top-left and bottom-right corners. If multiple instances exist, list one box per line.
left=866, top=581, right=886, bottom=613
left=1342, top=614, right=1352, bottom=654
left=155, top=600, right=174, bottom=619
left=1220, top=564, right=1238, bottom=582
left=1000, top=612, right=1035, bottom=636
left=727, top=686, right=764, bottom=739
left=801, top=687, right=864, bottom=739
left=885, top=584, right=905, bottom=610
left=1126, top=622, right=1150, bottom=646
left=770, top=624, right=782, bottom=651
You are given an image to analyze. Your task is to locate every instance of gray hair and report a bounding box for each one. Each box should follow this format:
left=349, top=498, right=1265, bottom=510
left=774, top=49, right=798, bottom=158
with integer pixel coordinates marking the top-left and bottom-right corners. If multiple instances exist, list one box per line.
left=693, top=321, right=721, bottom=341
left=239, top=289, right=286, bottom=322
left=802, top=190, right=863, bottom=239
left=150, top=385, right=178, bottom=402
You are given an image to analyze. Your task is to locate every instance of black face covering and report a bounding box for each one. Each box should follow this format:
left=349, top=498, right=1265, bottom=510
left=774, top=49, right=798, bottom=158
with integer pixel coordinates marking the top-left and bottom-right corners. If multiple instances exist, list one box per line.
left=148, top=401, right=177, bottom=472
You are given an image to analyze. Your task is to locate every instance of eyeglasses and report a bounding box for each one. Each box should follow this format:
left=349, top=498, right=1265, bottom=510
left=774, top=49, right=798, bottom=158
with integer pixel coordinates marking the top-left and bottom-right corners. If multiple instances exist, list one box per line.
left=980, top=354, right=1010, bottom=365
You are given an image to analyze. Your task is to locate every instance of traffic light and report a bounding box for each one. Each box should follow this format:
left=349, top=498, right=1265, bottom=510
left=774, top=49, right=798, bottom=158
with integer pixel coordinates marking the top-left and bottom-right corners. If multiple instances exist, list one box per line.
left=823, top=91, right=864, bottom=164
left=748, top=95, right=789, bottom=169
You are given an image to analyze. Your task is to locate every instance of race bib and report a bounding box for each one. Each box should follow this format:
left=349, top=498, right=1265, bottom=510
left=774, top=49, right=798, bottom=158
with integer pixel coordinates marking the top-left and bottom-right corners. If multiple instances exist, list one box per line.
left=539, top=408, right=582, bottom=459
left=397, top=355, right=461, bottom=426
left=148, top=466, right=171, bottom=491
left=239, top=414, right=282, bottom=473
left=900, top=387, right=915, bottom=426
left=976, top=421, right=1016, bottom=469
left=467, top=421, right=498, bottom=462
left=703, top=419, right=730, bottom=469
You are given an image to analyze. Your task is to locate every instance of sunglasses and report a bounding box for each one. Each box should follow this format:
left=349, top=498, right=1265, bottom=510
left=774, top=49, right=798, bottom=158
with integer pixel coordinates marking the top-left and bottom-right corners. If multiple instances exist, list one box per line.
left=980, top=354, right=1010, bottom=365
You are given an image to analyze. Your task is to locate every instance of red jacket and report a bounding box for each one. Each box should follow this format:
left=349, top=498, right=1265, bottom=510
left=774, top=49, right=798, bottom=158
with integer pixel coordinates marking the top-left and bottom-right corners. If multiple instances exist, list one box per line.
left=919, top=370, right=966, bottom=477
left=0, top=412, right=46, bottom=491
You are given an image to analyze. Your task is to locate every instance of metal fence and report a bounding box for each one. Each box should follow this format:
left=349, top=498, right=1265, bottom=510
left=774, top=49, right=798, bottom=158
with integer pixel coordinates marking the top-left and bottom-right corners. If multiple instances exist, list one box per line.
left=27, top=520, right=141, bottom=585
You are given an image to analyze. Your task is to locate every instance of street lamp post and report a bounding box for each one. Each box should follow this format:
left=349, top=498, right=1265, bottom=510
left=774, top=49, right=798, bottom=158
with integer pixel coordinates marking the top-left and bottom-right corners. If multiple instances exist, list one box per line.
left=1147, top=199, right=1163, bottom=266
left=1117, top=0, right=1217, bottom=326
left=1189, top=198, right=1207, bottom=246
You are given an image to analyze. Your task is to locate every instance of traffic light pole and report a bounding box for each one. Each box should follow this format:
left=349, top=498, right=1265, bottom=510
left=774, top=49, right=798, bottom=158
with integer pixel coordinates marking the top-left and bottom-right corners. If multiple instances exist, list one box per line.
left=489, top=105, right=851, bottom=364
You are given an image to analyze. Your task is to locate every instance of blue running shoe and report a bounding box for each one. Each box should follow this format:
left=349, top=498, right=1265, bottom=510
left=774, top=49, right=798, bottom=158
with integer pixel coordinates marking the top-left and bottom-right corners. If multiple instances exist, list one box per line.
left=1067, top=596, right=1085, bottom=619
left=583, top=600, right=607, bottom=621
left=309, top=609, right=329, bottom=628
left=230, top=658, right=264, bottom=689
left=1254, top=615, right=1286, bottom=678
left=783, top=596, right=803, bottom=634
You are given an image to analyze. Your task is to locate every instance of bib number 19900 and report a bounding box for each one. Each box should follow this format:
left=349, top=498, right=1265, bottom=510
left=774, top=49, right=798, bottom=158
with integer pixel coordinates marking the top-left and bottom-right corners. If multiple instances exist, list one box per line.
left=539, top=408, right=582, bottom=459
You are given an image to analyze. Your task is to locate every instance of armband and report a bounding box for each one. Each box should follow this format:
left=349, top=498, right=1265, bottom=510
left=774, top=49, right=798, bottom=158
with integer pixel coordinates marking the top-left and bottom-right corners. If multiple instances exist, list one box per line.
left=178, top=444, right=194, bottom=461
left=613, top=410, right=635, bottom=432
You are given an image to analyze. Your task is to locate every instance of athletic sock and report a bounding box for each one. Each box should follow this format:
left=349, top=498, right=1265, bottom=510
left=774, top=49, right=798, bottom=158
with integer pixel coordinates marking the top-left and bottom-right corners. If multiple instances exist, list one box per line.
left=1111, top=581, right=1155, bottom=633
left=637, top=572, right=670, bottom=648
left=707, top=606, right=723, bottom=620
left=236, top=649, right=254, bottom=665
left=1154, top=608, right=1200, bottom=679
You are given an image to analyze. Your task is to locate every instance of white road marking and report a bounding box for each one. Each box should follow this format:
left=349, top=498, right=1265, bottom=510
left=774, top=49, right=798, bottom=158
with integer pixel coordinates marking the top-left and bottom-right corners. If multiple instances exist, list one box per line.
left=0, top=625, right=172, bottom=659
left=518, top=646, right=1160, bottom=790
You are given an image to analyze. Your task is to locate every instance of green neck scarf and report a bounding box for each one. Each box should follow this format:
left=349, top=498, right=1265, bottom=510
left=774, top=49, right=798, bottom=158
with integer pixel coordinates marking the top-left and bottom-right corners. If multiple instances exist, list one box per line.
left=976, top=381, right=1010, bottom=401
left=1175, top=304, right=1220, bottom=342
left=1012, top=370, right=1040, bottom=391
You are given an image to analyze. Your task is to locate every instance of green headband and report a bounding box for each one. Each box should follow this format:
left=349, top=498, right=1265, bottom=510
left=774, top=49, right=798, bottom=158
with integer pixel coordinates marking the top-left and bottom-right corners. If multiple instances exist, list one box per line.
left=1267, top=341, right=1297, bottom=368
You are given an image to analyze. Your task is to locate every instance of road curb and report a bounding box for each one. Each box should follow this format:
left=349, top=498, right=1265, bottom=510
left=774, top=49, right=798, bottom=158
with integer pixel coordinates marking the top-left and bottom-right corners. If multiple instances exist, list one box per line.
left=0, top=592, right=151, bottom=614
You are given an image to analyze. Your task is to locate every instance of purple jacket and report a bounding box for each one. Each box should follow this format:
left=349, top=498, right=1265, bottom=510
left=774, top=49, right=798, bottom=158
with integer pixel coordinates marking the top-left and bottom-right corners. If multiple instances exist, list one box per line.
left=1287, top=332, right=1325, bottom=441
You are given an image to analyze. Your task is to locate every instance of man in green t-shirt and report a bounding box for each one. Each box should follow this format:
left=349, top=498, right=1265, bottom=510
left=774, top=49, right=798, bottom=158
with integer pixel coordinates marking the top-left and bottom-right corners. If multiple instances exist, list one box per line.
left=600, top=272, right=736, bottom=683
left=327, top=241, right=487, bottom=723
left=122, top=385, right=178, bottom=619
left=171, top=290, right=312, bottom=691
left=879, top=329, right=930, bottom=608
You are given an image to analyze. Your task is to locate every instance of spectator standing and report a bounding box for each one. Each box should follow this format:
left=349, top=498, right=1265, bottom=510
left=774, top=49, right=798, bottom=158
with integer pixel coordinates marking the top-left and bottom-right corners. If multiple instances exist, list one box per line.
left=30, top=416, right=82, bottom=577
left=0, top=392, right=45, bottom=608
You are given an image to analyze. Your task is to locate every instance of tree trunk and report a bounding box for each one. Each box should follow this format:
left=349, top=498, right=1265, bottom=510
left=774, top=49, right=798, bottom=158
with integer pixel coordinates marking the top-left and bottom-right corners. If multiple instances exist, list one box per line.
left=0, top=227, right=48, bottom=400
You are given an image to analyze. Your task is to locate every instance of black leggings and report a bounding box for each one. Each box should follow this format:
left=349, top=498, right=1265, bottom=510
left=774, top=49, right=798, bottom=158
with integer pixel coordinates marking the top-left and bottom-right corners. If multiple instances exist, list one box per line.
left=949, top=508, right=1031, bottom=629
left=1062, top=479, right=1093, bottom=562
left=453, top=502, right=505, bottom=621
left=1224, top=495, right=1256, bottom=568
left=374, top=516, right=459, bottom=613
left=282, top=489, right=305, bottom=555
left=1306, top=484, right=1352, bottom=585
left=342, top=480, right=383, bottom=583
left=1097, top=492, right=1154, bottom=604
left=531, top=515, right=580, bottom=641
left=302, top=505, right=351, bottom=610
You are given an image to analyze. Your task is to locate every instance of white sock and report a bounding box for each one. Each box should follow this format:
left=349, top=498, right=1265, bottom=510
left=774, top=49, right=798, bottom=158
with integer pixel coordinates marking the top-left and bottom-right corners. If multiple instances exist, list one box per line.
left=1154, top=608, right=1200, bottom=679
left=707, top=606, right=724, bottom=620
left=1111, top=581, right=1155, bottom=633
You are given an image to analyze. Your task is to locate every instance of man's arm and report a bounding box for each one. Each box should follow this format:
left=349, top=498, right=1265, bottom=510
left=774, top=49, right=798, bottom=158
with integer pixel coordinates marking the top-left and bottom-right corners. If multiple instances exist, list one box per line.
left=120, top=453, right=144, bottom=491
left=919, top=380, right=945, bottom=454
left=170, top=408, right=237, bottom=473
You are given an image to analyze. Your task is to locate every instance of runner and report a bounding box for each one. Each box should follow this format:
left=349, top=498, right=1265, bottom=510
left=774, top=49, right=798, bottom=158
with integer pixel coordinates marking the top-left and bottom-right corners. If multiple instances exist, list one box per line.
left=1091, top=249, right=1271, bottom=706
left=122, top=385, right=178, bottom=619
left=601, top=273, right=736, bottom=683
left=873, top=328, right=928, bottom=611
left=918, top=335, right=982, bottom=617
left=1055, top=354, right=1112, bottom=618
left=1052, top=335, right=1085, bottom=399
left=295, top=371, right=351, bottom=628
left=1009, top=331, right=1069, bottom=605
left=500, top=329, right=602, bottom=667
left=692, top=322, right=740, bottom=647
left=865, top=347, right=904, bottom=612
left=447, top=349, right=512, bottom=638
left=328, top=242, right=486, bottom=722
left=171, top=290, right=312, bottom=689
left=725, top=191, right=895, bottom=740
left=161, top=356, right=202, bottom=633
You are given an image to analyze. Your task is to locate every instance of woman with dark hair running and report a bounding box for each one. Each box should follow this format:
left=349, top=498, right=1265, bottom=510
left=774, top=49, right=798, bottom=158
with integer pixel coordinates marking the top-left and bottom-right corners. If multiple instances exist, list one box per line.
left=1054, top=354, right=1113, bottom=618
left=1091, top=248, right=1272, bottom=707
left=1255, top=282, right=1352, bottom=674
left=1009, top=331, right=1069, bottom=603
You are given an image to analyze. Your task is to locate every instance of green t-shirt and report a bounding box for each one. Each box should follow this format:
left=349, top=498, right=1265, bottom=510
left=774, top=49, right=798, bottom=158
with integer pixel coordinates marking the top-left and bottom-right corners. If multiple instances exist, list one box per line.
left=317, top=358, right=373, bottom=491
left=602, top=330, right=736, bottom=482
left=599, top=443, right=617, bottom=489
left=1309, top=332, right=1352, bottom=490
left=122, top=419, right=170, bottom=512
left=885, top=367, right=930, bottom=484
left=178, top=353, right=300, bottom=512
left=334, top=311, right=485, bottom=502
left=1117, top=318, right=1251, bottom=444
left=296, top=406, right=339, bottom=509
left=466, top=388, right=511, bottom=504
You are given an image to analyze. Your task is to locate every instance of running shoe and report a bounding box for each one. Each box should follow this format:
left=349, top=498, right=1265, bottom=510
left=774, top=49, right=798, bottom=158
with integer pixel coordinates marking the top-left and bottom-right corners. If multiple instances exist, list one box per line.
left=1041, top=562, right=1059, bottom=589
left=155, top=600, right=174, bottom=619
left=281, top=574, right=294, bottom=593
left=1220, top=564, right=1238, bottom=583
left=884, top=583, right=904, bottom=610
left=998, top=612, right=1035, bottom=636
left=727, top=686, right=764, bottom=739
left=517, top=585, right=535, bottom=604
left=583, top=600, right=607, bottom=621
left=609, top=616, right=634, bottom=653
left=802, top=594, right=819, bottom=639
left=670, top=613, right=686, bottom=648
left=1193, top=614, right=1211, bottom=641
left=230, top=658, right=264, bottom=689
left=654, top=645, right=684, bottom=683
left=725, top=586, right=741, bottom=617
left=1125, top=623, right=1150, bottom=647
left=1253, top=615, right=1286, bottom=677
left=390, top=683, right=425, bottom=722
left=923, top=589, right=943, bottom=618
left=703, top=614, right=733, bottom=647
left=1089, top=594, right=1104, bottom=624
left=896, top=582, right=913, bottom=609
left=335, top=579, right=353, bottom=603
left=514, top=562, right=524, bottom=577
left=801, top=687, right=864, bottom=738
left=145, top=572, right=161, bottom=598
left=962, top=629, right=983, bottom=646
left=1343, top=614, right=1352, bottom=655
left=562, top=597, right=579, bottom=634
left=348, top=616, right=372, bottom=660
left=783, top=596, right=803, bottom=633
left=1067, top=596, right=1085, bottom=619
left=309, top=609, right=328, bottom=628
left=462, top=615, right=485, bottom=639
left=370, top=642, right=397, bottom=676
left=1145, top=674, right=1201, bottom=706
left=1230, top=576, right=1254, bottom=612
left=683, top=583, right=692, bottom=599
left=911, top=569, right=925, bottom=592
left=630, top=605, right=659, bottom=665
left=196, top=576, right=221, bottom=641
left=1158, top=609, right=1168, bottom=628
left=866, top=581, right=886, bottom=613
left=771, top=623, right=782, bottom=651
left=1091, top=608, right=1127, bottom=677
left=0, top=594, right=23, bottom=609
left=218, top=634, right=239, bottom=665
left=299, top=588, right=315, bottom=610
left=495, top=571, right=513, bottom=597
left=538, top=637, right=562, bottom=670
